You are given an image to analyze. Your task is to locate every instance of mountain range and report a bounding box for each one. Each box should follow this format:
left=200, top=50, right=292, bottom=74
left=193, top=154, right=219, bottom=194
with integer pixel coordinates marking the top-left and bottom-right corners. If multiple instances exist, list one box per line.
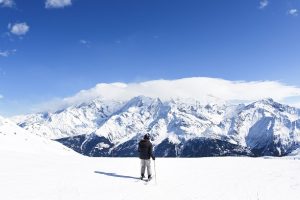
left=11, top=96, right=300, bottom=157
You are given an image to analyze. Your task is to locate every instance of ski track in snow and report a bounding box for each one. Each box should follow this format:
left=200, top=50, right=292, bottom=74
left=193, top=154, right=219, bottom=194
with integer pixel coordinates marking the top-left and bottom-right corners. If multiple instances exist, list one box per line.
left=1, top=152, right=299, bottom=200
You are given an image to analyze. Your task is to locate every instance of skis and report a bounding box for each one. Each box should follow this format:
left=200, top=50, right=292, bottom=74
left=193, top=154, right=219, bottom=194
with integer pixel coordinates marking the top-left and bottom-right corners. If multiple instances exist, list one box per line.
left=143, top=178, right=151, bottom=185
left=138, top=177, right=152, bottom=185
left=144, top=177, right=152, bottom=182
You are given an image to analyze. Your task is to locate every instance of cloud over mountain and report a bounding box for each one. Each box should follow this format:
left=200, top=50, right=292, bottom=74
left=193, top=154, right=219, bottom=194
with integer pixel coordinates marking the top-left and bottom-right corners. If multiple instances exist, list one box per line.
left=34, top=77, right=300, bottom=112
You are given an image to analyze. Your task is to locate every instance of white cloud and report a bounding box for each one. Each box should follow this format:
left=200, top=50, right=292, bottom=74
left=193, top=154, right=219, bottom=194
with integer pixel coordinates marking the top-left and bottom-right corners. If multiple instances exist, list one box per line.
left=34, top=77, right=300, bottom=112
left=79, top=39, right=91, bottom=47
left=288, top=9, right=298, bottom=16
left=45, top=0, right=72, bottom=8
left=9, top=23, right=30, bottom=36
left=0, top=0, right=14, bottom=7
left=0, top=51, right=10, bottom=57
left=80, top=40, right=88, bottom=44
left=259, top=0, right=268, bottom=9
left=0, top=49, right=16, bottom=57
left=0, top=95, right=3, bottom=99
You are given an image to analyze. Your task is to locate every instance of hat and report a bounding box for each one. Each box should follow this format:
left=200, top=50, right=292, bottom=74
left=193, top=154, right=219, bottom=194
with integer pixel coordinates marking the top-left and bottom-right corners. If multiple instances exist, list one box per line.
left=144, top=133, right=150, bottom=140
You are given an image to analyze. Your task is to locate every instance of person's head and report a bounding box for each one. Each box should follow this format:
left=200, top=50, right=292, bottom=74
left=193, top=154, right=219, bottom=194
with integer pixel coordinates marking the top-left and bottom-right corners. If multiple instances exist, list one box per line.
left=143, top=133, right=150, bottom=140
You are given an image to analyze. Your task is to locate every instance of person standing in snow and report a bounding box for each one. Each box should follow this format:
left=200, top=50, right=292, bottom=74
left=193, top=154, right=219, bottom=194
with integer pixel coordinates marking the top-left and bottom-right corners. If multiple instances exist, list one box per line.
left=138, top=133, right=155, bottom=180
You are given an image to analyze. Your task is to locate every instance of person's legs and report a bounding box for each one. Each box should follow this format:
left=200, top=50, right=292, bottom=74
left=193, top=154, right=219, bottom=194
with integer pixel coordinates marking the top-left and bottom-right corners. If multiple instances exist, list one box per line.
left=140, top=159, right=146, bottom=178
left=146, top=159, right=152, bottom=178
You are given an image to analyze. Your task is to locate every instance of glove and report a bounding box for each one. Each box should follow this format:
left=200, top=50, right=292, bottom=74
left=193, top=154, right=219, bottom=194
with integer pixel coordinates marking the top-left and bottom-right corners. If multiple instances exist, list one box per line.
left=152, top=157, right=155, bottom=160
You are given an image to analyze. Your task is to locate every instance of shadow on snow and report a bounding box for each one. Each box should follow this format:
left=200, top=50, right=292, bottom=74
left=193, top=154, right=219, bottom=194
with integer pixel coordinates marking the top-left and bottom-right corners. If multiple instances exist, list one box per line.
left=94, top=171, right=140, bottom=180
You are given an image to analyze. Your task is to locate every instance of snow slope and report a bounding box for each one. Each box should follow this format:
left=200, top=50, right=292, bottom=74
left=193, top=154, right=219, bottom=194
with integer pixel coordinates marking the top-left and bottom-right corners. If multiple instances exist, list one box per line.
left=1, top=155, right=299, bottom=200
left=0, top=115, right=74, bottom=156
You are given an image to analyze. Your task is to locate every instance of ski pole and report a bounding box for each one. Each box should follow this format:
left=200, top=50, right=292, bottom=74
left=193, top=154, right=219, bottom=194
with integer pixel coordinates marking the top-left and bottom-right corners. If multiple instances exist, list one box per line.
left=154, top=160, right=157, bottom=184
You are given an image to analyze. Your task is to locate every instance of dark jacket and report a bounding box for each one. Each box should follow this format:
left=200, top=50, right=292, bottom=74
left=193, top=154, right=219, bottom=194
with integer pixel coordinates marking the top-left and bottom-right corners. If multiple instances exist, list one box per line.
left=138, top=139, right=155, bottom=160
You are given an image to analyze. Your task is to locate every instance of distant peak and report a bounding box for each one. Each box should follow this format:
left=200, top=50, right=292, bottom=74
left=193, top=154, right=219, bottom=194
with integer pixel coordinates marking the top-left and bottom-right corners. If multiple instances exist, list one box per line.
left=263, top=98, right=274, bottom=103
left=256, top=98, right=275, bottom=105
left=130, top=95, right=161, bottom=103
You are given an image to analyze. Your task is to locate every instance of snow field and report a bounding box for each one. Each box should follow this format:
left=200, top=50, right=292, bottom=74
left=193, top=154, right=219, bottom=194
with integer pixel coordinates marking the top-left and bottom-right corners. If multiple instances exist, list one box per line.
left=1, top=152, right=299, bottom=200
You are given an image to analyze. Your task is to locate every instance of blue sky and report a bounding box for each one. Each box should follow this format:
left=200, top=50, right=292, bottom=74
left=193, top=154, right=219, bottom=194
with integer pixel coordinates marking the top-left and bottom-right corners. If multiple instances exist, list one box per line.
left=0, top=0, right=300, bottom=116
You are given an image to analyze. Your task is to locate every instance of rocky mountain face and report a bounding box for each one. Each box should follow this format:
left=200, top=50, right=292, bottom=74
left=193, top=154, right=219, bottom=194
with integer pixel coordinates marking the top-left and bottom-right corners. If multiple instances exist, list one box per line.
left=12, top=97, right=300, bottom=157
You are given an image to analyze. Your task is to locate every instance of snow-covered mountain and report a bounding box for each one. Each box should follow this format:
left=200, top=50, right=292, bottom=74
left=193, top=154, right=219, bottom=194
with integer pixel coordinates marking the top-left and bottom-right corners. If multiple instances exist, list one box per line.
left=12, top=99, right=124, bottom=139
left=12, top=97, right=300, bottom=157
left=227, top=99, right=300, bottom=156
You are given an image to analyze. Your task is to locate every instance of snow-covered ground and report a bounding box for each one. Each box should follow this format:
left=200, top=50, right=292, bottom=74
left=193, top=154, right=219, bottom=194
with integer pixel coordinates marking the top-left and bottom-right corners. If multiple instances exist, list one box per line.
left=1, top=115, right=300, bottom=200
left=1, top=153, right=300, bottom=200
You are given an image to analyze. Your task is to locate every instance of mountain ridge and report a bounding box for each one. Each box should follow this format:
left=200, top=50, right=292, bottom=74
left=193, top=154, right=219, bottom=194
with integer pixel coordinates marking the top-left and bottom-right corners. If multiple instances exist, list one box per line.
left=11, top=96, right=300, bottom=157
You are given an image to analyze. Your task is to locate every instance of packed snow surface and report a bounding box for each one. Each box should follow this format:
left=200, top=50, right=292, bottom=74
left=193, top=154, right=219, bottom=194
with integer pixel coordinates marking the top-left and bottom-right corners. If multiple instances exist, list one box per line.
left=1, top=153, right=299, bottom=200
